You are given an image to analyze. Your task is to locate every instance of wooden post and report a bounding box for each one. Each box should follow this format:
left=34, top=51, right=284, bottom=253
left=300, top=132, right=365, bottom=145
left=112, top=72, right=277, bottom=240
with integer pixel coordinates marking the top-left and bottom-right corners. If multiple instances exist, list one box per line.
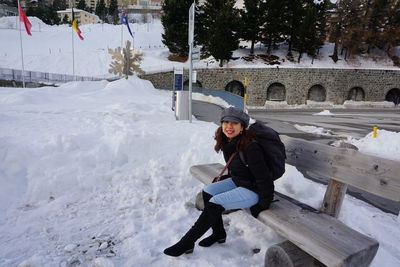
left=265, top=241, right=320, bottom=267
left=321, top=179, right=348, bottom=218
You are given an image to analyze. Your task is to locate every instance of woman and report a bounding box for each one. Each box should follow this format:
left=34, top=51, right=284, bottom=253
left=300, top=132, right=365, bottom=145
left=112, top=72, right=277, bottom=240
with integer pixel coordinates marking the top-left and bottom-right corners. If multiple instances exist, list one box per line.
left=164, top=107, right=275, bottom=257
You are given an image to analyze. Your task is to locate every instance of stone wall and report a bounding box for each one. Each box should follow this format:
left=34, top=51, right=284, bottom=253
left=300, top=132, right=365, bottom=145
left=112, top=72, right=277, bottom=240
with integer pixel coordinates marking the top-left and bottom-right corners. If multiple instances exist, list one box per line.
left=141, top=68, right=400, bottom=106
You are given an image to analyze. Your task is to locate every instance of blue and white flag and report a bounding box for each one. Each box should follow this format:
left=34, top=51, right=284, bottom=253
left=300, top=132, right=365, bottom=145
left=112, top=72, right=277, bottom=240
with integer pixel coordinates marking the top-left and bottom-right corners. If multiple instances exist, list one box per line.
left=120, top=9, right=133, bottom=37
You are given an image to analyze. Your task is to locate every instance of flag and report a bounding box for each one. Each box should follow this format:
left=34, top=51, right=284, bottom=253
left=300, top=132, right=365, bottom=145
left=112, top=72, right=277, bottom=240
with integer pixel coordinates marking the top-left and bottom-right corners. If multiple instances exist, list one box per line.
left=120, top=9, right=133, bottom=37
left=18, top=3, right=32, bottom=36
left=72, top=8, right=84, bottom=40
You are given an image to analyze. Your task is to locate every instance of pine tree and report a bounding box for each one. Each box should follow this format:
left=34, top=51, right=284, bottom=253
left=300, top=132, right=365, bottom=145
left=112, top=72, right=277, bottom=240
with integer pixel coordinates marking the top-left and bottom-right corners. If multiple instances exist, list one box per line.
left=108, top=0, right=119, bottom=24
left=313, top=0, right=328, bottom=56
left=95, top=0, right=107, bottom=21
left=383, top=0, right=400, bottom=56
left=364, top=0, right=390, bottom=53
left=199, top=0, right=240, bottom=66
left=293, top=3, right=317, bottom=62
left=26, top=3, right=60, bottom=25
left=53, top=0, right=67, bottom=11
left=262, top=0, right=287, bottom=54
left=285, top=0, right=303, bottom=56
left=77, top=0, right=88, bottom=12
left=161, top=0, right=194, bottom=58
left=239, top=0, right=266, bottom=55
left=340, top=0, right=365, bottom=59
left=327, top=0, right=342, bottom=62
left=327, top=0, right=363, bottom=62
left=62, top=14, right=70, bottom=24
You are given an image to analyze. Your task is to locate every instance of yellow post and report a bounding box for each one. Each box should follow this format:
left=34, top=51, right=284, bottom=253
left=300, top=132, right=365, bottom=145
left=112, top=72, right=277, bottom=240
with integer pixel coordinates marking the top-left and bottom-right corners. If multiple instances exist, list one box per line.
left=244, top=77, right=248, bottom=110
left=373, top=126, right=378, bottom=138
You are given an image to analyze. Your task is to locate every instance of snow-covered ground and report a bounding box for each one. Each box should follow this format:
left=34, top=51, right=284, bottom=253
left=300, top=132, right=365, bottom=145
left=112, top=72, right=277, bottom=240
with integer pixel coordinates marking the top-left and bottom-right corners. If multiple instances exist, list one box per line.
left=0, top=16, right=399, bottom=267
left=1, top=77, right=399, bottom=267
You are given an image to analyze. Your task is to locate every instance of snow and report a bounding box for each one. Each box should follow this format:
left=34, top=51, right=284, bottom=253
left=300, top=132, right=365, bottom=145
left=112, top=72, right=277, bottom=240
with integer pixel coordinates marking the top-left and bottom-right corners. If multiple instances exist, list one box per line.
left=347, top=130, right=400, bottom=161
left=313, top=109, right=334, bottom=115
left=294, top=124, right=336, bottom=136
left=0, top=16, right=399, bottom=267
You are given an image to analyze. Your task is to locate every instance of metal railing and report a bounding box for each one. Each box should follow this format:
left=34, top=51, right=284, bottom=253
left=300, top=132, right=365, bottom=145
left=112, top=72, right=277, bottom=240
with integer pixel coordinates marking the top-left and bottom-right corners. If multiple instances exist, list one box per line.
left=0, top=67, right=108, bottom=84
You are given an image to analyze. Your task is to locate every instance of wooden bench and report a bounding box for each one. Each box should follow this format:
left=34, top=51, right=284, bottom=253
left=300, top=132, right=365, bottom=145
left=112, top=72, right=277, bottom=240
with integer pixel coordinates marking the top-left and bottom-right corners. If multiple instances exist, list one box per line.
left=190, top=135, right=400, bottom=267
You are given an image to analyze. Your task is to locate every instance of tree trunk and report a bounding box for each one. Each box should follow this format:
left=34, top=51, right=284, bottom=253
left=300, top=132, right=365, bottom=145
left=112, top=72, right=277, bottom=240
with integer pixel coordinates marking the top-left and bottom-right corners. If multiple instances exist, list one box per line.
left=219, top=59, right=223, bottom=67
left=250, top=38, right=255, bottom=55
left=330, top=42, right=339, bottom=63
left=267, top=39, right=272, bottom=55
left=297, top=52, right=302, bottom=63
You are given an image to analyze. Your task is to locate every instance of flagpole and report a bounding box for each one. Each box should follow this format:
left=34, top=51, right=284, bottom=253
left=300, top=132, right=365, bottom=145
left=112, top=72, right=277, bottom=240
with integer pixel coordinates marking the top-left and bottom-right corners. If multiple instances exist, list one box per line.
left=71, top=6, right=75, bottom=79
left=121, top=7, right=123, bottom=49
left=17, top=0, right=26, bottom=88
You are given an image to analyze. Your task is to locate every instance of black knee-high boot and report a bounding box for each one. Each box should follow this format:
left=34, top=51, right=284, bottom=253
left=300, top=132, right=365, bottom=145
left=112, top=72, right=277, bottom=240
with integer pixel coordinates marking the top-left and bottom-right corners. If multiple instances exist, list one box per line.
left=163, top=202, right=225, bottom=257
left=198, top=191, right=226, bottom=247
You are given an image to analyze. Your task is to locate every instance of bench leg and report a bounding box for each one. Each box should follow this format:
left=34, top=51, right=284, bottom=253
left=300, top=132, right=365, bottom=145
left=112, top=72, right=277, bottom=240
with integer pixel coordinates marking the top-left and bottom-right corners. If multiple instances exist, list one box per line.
left=265, top=241, right=322, bottom=267
left=195, top=191, right=205, bottom=211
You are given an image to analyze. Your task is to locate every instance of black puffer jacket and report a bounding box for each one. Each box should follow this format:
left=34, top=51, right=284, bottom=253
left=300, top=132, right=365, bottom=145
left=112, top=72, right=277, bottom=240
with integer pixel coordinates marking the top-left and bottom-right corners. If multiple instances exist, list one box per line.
left=222, top=135, right=274, bottom=208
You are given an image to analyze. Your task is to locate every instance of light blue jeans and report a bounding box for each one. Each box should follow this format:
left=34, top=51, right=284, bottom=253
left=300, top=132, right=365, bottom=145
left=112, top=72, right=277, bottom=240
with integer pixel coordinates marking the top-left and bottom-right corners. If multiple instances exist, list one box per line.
left=203, top=178, right=259, bottom=210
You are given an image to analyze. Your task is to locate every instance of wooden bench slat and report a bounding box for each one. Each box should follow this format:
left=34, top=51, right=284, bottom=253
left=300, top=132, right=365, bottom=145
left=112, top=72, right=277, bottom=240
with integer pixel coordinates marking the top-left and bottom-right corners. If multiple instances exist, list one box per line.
left=258, top=194, right=378, bottom=267
left=280, top=135, right=400, bottom=202
left=190, top=163, right=379, bottom=267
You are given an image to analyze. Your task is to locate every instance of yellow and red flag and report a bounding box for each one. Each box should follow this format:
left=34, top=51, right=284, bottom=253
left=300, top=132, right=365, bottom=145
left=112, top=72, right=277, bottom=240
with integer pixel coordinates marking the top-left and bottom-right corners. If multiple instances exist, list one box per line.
left=18, top=3, right=32, bottom=36
left=72, top=8, right=84, bottom=40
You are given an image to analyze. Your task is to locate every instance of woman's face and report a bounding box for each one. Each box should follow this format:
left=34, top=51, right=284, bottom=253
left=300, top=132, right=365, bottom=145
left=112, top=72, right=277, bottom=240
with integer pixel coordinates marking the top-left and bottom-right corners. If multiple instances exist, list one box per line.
left=222, top=121, right=243, bottom=140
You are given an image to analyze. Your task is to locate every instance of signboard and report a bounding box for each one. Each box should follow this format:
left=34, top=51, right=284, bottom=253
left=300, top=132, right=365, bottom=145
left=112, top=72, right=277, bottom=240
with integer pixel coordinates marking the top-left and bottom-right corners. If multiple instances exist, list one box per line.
left=192, top=46, right=200, bottom=61
left=174, top=69, right=183, bottom=91
left=188, top=3, right=195, bottom=44
left=193, top=71, right=197, bottom=83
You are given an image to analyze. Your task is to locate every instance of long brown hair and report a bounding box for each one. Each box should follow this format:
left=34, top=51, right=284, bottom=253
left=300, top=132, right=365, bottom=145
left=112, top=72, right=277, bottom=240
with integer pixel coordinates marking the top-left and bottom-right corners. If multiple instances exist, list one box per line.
left=214, top=125, right=256, bottom=152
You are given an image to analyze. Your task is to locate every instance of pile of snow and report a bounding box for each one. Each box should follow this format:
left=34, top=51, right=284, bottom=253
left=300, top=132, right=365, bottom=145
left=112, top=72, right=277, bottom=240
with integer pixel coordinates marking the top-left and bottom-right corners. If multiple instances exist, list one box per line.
left=0, top=77, right=399, bottom=266
left=347, top=129, right=400, bottom=161
left=313, top=109, right=334, bottom=115
left=256, top=100, right=396, bottom=110
left=343, top=100, right=395, bottom=108
left=294, top=124, right=335, bottom=136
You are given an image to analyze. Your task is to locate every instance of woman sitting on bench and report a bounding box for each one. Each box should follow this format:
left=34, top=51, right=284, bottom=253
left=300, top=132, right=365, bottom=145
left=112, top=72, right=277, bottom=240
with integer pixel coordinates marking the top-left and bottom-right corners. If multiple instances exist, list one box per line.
left=164, top=107, right=276, bottom=257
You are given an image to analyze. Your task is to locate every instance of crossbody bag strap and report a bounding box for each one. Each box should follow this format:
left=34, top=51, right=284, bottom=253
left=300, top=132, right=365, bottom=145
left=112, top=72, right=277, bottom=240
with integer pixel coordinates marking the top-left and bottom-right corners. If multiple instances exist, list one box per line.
left=215, top=152, right=236, bottom=182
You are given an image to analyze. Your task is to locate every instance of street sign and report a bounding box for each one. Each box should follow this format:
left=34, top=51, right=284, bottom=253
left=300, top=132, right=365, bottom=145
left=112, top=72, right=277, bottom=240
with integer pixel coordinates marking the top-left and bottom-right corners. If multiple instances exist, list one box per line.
left=193, top=70, right=197, bottom=83
left=192, top=46, right=200, bottom=61
left=174, top=69, right=183, bottom=91
left=188, top=3, right=195, bottom=44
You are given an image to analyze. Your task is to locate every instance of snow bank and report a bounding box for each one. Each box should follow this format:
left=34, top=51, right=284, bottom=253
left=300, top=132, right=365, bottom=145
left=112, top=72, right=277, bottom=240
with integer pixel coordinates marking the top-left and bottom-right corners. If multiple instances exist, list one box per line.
left=347, top=129, right=400, bottom=161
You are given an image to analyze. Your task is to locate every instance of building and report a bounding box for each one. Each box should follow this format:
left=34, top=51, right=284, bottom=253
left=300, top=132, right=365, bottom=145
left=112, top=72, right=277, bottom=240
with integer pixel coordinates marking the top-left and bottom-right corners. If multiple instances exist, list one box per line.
left=57, top=8, right=100, bottom=24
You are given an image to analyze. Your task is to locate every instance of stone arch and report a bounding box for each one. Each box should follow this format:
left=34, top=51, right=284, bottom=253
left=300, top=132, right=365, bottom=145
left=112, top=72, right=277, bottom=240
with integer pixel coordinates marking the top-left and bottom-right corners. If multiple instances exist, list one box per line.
left=347, top=87, right=365, bottom=101
left=385, top=88, right=400, bottom=104
left=183, top=80, right=202, bottom=89
left=267, top=82, right=286, bottom=101
left=225, top=80, right=245, bottom=97
left=307, top=84, right=326, bottom=102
